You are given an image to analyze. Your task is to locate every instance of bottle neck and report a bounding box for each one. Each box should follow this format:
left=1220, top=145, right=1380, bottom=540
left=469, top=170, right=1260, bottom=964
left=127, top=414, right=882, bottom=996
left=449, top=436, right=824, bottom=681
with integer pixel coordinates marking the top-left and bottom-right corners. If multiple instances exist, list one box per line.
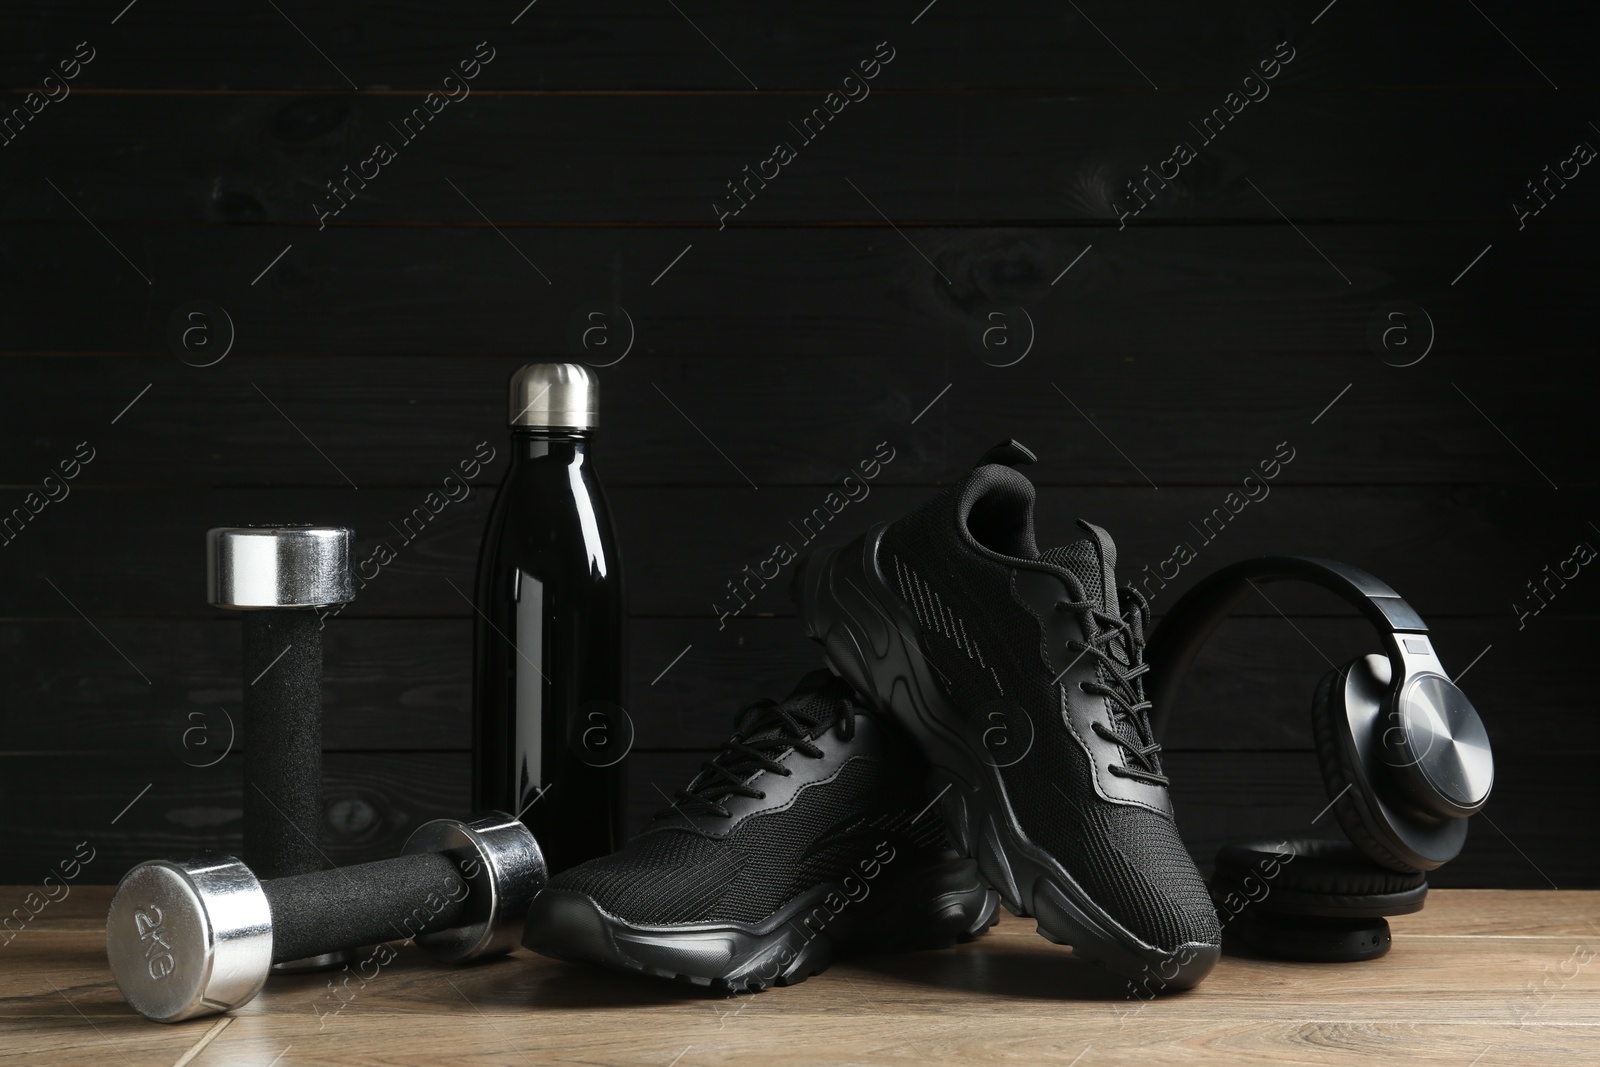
left=509, top=427, right=593, bottom=462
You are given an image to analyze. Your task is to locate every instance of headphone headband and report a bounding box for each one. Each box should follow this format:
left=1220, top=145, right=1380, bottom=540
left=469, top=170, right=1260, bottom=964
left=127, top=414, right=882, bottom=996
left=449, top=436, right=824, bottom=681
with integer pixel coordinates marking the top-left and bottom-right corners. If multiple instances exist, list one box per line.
left=1145, top=556, right=1427, bottom=738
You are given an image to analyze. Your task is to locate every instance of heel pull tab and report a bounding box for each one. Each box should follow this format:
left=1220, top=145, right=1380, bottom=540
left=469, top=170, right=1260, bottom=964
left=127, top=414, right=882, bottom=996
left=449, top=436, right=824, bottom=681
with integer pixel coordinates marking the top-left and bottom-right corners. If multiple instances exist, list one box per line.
left=975, top=439, right=1037, bottom=468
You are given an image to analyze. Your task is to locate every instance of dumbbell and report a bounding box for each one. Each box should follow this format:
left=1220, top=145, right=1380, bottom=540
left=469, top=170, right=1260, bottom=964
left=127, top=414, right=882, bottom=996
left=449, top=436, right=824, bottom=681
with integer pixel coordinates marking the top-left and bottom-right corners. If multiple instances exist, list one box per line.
left=208, top=525, right=352, bottom=970
left=107, top=812, right=545, bottom=1023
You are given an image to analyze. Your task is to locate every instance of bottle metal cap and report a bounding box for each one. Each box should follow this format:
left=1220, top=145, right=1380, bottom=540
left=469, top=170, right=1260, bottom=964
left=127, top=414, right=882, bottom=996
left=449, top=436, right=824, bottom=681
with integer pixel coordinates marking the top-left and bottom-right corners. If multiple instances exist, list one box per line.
left=509, top=363, right=598, bottom=430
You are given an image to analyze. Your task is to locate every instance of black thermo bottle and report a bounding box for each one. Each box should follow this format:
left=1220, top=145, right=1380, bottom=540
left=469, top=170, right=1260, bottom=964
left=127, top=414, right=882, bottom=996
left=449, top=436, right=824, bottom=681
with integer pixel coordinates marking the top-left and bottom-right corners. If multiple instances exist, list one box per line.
left=472, top=363, right=628, bottom=873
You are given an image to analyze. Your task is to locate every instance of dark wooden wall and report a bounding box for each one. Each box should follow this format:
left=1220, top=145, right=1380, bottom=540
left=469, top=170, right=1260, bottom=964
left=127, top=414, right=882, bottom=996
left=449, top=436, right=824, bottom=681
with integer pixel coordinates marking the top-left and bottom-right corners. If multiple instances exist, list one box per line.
left=2, top=2, right=1595, bottom=890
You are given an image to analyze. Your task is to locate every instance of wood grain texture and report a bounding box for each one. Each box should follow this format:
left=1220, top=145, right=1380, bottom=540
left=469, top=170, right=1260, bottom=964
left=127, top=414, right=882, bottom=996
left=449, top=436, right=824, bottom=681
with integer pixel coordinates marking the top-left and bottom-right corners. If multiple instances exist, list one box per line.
left=2, top=486, right=1593, bottom=618
left=2, top=1, right=1593, bottom=90
left=1, top=0, right=1590, bottom=900
left=2, top=889, right=1596, bottom=1066
left=7, top=91, right=1599, bottom=224
left=0, top=352, right=1589, bottom=488
left=2, top=224, right=1590, bottom=356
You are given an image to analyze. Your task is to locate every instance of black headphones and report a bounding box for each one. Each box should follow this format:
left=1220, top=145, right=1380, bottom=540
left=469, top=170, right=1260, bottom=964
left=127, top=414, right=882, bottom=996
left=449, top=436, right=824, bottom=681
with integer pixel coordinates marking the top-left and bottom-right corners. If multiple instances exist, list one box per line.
left=1144, top=556, right=1495, bottom=963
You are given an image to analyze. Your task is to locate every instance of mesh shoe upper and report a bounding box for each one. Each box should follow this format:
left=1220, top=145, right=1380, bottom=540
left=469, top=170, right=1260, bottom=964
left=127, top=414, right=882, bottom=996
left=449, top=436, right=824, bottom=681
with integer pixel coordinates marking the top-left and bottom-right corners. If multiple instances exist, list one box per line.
left=550, top=670, right=946, bottom=927
left=879, top=464, right=1221, bottom=952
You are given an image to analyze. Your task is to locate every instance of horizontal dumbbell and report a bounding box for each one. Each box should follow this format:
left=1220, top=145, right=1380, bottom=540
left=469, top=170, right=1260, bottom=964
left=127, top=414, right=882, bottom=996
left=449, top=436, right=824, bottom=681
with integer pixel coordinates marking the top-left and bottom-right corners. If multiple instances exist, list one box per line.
left=106, top=812, right=545, bottom=1023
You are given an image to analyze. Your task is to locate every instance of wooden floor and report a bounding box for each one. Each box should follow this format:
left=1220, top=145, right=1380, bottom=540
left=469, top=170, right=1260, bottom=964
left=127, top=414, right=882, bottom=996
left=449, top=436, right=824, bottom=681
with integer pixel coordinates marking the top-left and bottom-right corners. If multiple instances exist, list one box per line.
left=2, top=889, right=1596, bottom=1066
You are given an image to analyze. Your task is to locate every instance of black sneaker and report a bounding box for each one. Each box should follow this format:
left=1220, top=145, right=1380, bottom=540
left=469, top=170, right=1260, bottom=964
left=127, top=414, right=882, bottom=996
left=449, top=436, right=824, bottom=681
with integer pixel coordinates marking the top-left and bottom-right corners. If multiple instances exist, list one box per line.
left=521, top=669, right=998, bottom=993
left=793, top=455, right=1221, bottom=990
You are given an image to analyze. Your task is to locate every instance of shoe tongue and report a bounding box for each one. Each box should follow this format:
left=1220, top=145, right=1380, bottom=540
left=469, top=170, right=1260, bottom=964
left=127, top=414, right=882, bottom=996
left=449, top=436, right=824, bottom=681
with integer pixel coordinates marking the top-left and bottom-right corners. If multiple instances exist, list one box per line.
left=1037, top=520, right=1120, bottom=618
left=672, top=671, right=851, bottom=814
left=1039, top=525, right=1152, bottom=758
left=736, top=668, right=850, bottom=743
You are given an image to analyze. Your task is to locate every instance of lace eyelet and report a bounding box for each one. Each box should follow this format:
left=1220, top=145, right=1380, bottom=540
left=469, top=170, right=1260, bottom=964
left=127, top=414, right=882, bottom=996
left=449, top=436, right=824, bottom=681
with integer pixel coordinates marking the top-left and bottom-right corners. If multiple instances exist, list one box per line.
left=756, top=791, right=768, bottom=800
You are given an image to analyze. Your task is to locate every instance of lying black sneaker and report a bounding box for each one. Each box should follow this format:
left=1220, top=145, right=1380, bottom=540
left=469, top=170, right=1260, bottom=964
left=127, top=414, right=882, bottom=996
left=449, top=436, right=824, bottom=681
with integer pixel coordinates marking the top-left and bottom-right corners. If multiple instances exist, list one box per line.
left=793, top=456, right=1221, bottom=991
left=521, top=669, right=997, bottom=993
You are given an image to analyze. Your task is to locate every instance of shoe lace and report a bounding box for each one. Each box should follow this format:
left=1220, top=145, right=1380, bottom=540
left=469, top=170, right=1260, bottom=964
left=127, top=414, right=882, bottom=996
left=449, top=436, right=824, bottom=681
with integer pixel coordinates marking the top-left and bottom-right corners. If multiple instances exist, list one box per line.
left=1053, top=583, right=1167, bottom=787
left=660, top=694, right=857, bottom=819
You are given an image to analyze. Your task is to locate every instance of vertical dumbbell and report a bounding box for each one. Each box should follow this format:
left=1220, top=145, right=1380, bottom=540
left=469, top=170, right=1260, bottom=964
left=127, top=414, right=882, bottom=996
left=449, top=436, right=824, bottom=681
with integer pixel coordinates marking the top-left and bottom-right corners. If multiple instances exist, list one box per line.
left=207, top=526, right=353, bottom=968
left=107, top=812, right=546, bottom=1023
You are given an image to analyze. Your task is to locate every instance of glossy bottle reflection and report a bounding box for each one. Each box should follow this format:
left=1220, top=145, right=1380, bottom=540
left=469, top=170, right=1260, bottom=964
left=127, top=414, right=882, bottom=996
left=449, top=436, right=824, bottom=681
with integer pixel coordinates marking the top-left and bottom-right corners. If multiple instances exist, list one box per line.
left=472, top=366, right=627, bottom=874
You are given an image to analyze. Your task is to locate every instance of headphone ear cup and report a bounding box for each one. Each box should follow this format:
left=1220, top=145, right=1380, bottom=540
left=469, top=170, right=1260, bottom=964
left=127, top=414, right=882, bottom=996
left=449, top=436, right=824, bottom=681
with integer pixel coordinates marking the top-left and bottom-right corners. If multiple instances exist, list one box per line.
left=1310, top=665, right=1421, bottom=875
left=1210, top=840, right=1427, bottom=963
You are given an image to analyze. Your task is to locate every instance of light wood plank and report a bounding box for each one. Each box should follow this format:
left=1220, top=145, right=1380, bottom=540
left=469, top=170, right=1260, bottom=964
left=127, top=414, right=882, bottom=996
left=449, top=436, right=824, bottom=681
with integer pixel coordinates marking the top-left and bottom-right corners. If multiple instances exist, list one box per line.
left=3, top=890, right=1596, bottom=1066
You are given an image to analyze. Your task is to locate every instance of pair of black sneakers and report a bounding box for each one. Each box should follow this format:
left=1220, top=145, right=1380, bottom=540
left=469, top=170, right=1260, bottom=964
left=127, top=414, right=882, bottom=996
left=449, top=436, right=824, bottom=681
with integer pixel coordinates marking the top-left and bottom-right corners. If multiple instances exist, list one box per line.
left=523, top=451, right=1221, bottom=993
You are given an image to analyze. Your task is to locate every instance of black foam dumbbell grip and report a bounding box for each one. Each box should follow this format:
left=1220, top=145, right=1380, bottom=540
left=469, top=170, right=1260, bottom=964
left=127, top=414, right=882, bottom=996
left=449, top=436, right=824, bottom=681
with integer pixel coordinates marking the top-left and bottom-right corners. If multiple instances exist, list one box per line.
left=261, top=851, right=470, bottom=964
left=242, top=609, right=325, bottom=881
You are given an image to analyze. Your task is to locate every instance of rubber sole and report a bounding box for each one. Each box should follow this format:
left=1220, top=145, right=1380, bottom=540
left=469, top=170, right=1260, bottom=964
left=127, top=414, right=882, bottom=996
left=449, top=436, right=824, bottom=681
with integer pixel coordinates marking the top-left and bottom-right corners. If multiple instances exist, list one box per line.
left=793, top=526, right=1219, bottom=992
left=522, top=854, right=999, bottom=995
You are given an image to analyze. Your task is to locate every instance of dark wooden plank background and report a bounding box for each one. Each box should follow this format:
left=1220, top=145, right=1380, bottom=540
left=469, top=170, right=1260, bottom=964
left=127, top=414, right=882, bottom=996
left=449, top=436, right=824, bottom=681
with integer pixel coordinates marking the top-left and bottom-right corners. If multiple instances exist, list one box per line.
left=1, top=1, right=1594, bottom=890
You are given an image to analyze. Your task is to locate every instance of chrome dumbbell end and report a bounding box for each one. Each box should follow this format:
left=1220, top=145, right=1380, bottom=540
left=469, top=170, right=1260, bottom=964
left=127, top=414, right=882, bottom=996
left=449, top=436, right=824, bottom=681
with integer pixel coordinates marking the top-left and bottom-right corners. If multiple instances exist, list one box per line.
left=400, top=811, right=547, bottom=963
left=206, top=525, right=356, bottom=610
left=106, top=855, right=273, bottom=1025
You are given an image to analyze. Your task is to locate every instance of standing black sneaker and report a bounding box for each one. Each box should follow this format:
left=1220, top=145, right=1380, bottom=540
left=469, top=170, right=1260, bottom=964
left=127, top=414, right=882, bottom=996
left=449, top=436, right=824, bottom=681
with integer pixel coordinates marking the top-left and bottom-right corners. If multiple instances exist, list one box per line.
left=521, top=669, right=998, bottom=993
left=793, top=457, right=1221, bottom=991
